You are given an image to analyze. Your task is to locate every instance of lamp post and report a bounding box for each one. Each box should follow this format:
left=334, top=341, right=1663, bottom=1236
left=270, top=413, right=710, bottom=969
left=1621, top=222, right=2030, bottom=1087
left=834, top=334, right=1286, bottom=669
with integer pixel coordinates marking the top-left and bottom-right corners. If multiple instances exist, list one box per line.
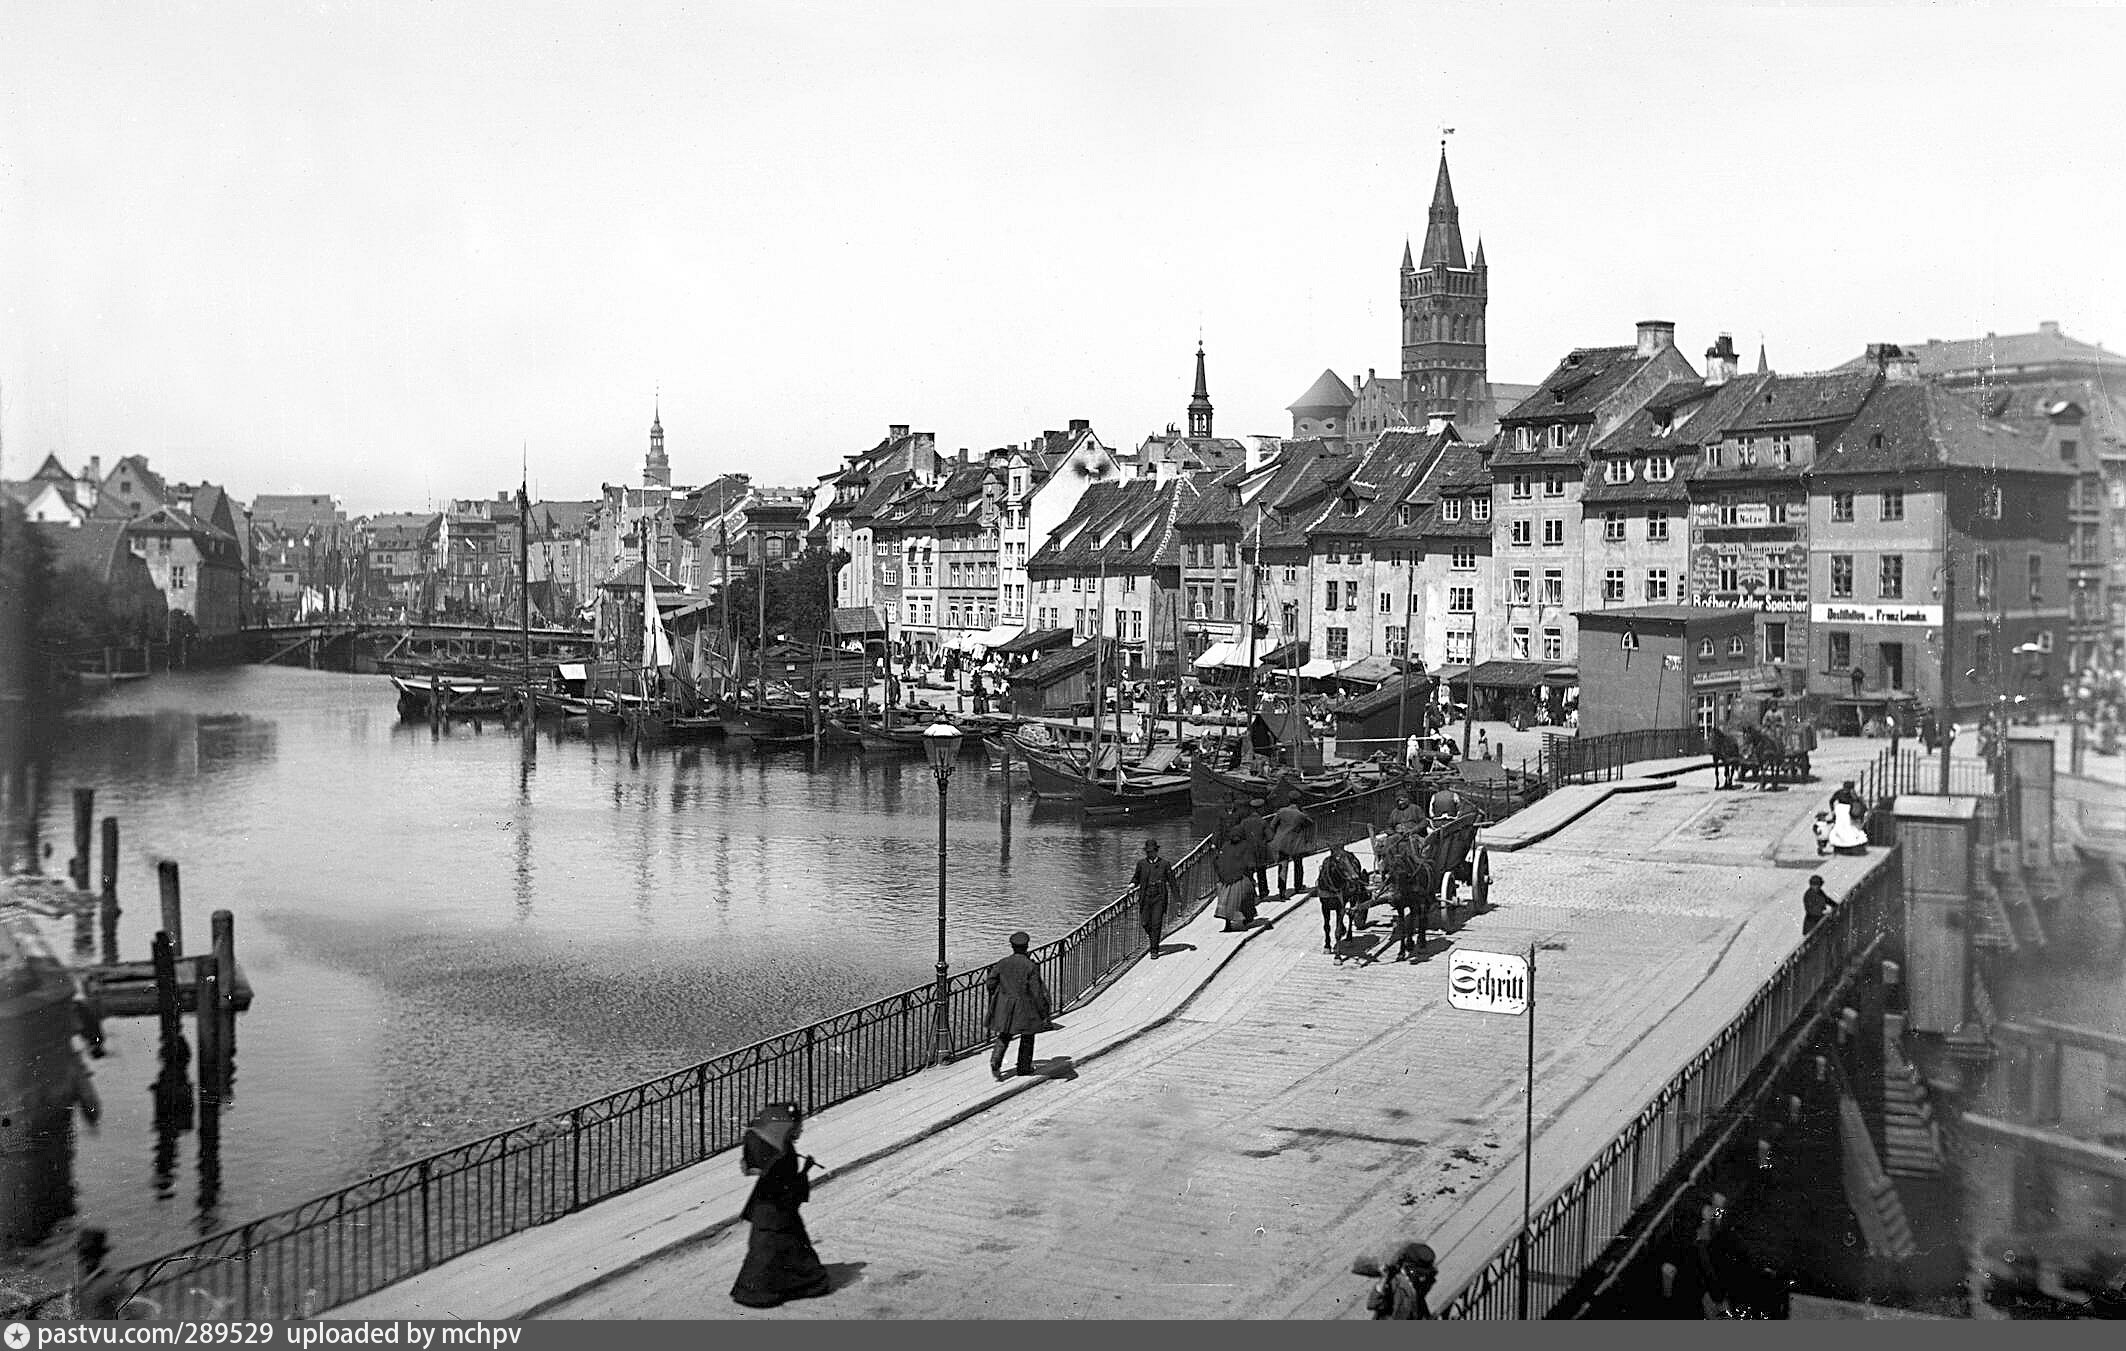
left=923, top=719, right=964, bottom=1064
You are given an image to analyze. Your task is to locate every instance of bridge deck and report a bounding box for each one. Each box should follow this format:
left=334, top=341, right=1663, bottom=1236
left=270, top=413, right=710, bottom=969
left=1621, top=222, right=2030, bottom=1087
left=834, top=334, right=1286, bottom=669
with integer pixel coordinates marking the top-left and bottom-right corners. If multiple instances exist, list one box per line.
left=335, top=738, right=1887, bottom=1321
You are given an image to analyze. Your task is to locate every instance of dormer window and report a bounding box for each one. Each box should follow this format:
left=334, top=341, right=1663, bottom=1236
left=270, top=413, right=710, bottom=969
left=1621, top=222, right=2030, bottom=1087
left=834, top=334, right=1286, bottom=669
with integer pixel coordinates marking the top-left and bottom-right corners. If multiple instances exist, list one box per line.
left=1341, top=492, right=1360, bottom=516
left=1516, top=427, right=1533, bottom=453
left=1441, top=498, right=1462, bottom=523
left=1396, top=505, right=1414, bottom=527
left=1603, top=459, right=1632, bottom=485
left=1471, top=497, right=1491, bottom=522
left=1645, top=455, right=1675, bottom=482
left=1227, top=488, right=1242, bottom=510
left=1652, top=411, right=1674, bottom=434
left=1549, top=425, right=1568, bottom=449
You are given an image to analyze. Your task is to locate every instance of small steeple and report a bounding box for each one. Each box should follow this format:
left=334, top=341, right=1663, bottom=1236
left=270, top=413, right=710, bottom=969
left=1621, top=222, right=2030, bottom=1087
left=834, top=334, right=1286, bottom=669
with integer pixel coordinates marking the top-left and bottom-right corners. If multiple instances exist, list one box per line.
left=645, top=394, right=670, bottom=489
left=1401, top=238, right=1414, bottom=271
left=1420, top=150, right=1468, bottom=270
left=1187, top=341, right=1214, bottom=439
left=1757, top=342, right=1770, bottom=375
left=1472, top=236, right=1486, bottom=269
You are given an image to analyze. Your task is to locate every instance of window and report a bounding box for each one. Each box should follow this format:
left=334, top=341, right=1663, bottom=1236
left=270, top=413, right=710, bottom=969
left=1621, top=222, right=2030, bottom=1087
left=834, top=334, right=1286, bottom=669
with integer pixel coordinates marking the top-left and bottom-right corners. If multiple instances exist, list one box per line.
left=1982, top=485, right=2003, bottom=520
left=1768, top=496, right=1790, bottom=525
left=1511, top=626, right=1531, bottom=659
left=1375, top=589, right=1393, bottom=615
left=1542, top=519, right=1564, bottom=547
left=1718, top=552, right=1740, bottom=592
left=1972, top=630, right=1994, bottom=680
left=1880, top=489, right=1904, bottom=522
left=1397, top=504, right=1415, bottom=527
left=1706, top=443, right=1724, bottom=469
left=1646, top=455, right=1674, bottom=482
left=1451, top=547, right=1476, bottom=570
left=1766, top=561, right=1791, bottom=593
left=1542, top=629, right=1563, bottom=661
left=2027, top=552, right=2043, bottom=603
left=1603, top=510, right=1625, bottom=542
left=1070, top=577, right=1082, bottom=592
left=1471, top=497, right=1491, bottom=522
left=1831, top=491, right=1854, bottom=523
left=1646, top=511, right=1670, bottom=542
left=1326, top=627, right=1350, bottom=660
left=1345, top=585, right=1359, bottom=612
left=1763, top=621, right=1787, bottom=664
left=1772, top=435, right=1794, bottom=466
left=1718, top=495, right=1740, bottom=526
left=2060, top=437, right=2080, bottom=463
left=1280, top=601, right=1299, bottom=637
left=1511, top=520, right=1532, bottom=547
left=1221, top=585, right=1236, bottom=619
left=1602, top=569, right=1625, bottom=602
left=1544, top=471, right=1567, bottom=497
left=1879, top=554, right=1904, bottom=599
left=1549, top=425, right=1568, bottom=450
left=1511, top=474, right=1532, bottom=500
left=1698, top=637, right=1716, bottom=659
left=1325, top=580, right=1339, bottom=610
left=1515, top=427, right=1533, bottom=453
left=1830, top=554, right=1854, bottom=598
left=1974, top=551, right=1994, bottom=605
left=1282, top=565, right=1297, bottom=584
left=1693, top=694, right=1719, bottom=735
left=1322, top=544, right=1341, bottom=565
left=1645, top=568, right=1670, bottom=602
left=1728, top=635, right=1746, bottom=657
left=1511, top=570, right=1532, bottom=605
left=169, top=565, right=189, bottom=591
left=1442, top=497, right=1462, bottom=522
left=1542, top=570, right=1563, bottom=606
left=1828, top=631, right=1851, bottom=671
left=1386, top=625, right=1408, bottom=657
left=1603, top=459, right=1632, bottom=485
left=1446, top=630, right=1472, bottom=662
left=1448, top=586, right=1474, bottom=613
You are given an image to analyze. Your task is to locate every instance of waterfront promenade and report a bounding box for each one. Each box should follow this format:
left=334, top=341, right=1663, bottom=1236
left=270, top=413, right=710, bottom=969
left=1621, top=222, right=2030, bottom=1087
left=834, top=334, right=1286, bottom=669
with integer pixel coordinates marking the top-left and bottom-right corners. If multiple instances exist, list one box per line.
left=333, top=733, right=1890, bottom=1321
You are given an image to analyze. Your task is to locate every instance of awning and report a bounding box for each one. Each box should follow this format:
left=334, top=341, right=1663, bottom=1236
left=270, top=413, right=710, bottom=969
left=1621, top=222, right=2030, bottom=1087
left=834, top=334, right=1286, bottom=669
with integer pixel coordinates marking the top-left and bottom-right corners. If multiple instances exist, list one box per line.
left=1544, top=666, right=1579, bottom=685
left=1259, top=639, right=1309, bottom=668
left=996, top=626, right=1073, bottom=657
left=830, top=605, right=887, bottom=636
left=1334, top=654, right=1416, bottom=686
left=1192, top=640, right=1253, bottom=670
left=1297, top=658, right=1341, bottom=679
left=1431, top=664, right=1472, bottom=685
left=556, top=663, right=587, bottom=681
left=971, top=622, right=1024, bottom=650
left=1469, top=659, right=1556, bottom=688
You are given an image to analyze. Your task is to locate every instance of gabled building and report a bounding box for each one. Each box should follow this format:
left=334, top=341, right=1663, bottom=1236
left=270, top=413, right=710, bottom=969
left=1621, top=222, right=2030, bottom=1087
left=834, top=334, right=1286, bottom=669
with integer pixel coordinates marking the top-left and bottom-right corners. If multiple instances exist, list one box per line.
left=1024, top=477, right=1182, bottom=678
left=818, top=424, right=941, bottom=612
left=2, top=454, right=98, bottom=525
left=1486, top=322, right=1699, bottom=670
left=1405, top=438, right=1493, bottom=670
left=117, top=503, right=244, bottom=635
left=1805, top=365, right=2075, bottom=718
left=1300, top=426, right=1459, bottom=670
left=1138, top=346, right=1248, bottom=482
left=999, top=419, right=1122, bottom=642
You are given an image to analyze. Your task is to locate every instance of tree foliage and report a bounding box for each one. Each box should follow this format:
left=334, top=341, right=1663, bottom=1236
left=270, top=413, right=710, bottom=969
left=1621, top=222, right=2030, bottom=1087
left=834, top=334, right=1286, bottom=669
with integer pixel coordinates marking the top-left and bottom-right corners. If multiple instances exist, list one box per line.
left=717, top=546, right=849, bottom=646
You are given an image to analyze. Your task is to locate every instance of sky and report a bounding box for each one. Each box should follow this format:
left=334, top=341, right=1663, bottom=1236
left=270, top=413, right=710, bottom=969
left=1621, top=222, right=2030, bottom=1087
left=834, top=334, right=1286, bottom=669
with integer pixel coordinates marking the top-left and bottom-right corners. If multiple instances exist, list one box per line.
left=4, top=1, right=2123, bottom=516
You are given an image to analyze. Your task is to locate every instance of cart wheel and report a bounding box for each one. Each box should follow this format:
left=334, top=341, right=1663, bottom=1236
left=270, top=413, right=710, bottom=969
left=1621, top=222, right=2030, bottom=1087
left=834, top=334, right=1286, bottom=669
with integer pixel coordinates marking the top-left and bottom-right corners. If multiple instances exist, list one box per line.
left=1473, top=849, right=1491, bottom=910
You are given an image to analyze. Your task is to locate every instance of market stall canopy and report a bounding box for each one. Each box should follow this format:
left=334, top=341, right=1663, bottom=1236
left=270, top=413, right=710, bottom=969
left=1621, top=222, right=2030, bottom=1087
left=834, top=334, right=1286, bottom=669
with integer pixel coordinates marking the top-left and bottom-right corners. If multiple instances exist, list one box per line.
left=971, top=622, right=1024, bottom=650
left=830, top=605, right=888, bottom=636
left=1006, top=638, right=1118, bottom=689
left=1334, top=654, right=1418, bottom=686
left=1431, top=663, right=1472, bottom=685
left=1543, top=665, right=1579, bottom=685
left=1259, top=640, right=1309, bottom=669
left=1296, top=657, right=1341, bottom=680
left=598, top=562, right=686, bottom=593
left=1468, top=659, right=1557, bottom=689
left=995, top=626, right=1074, bottom=657
left=1331, top=672, right=1436, bottom=721
left=1247, top=705, right=1311, bottom=755
left=1192, top=640, right=1253, bottom=670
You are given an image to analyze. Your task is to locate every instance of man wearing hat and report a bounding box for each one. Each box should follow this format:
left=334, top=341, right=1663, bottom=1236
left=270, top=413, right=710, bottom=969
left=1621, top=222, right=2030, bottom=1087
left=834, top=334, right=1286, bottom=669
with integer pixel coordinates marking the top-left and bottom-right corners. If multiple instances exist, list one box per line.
left=1131, top=838, right=1177, bottom=958
left=1239, top=798, right=1273, bottom=905
left=1363, top=1240, right=1438, bottom=1319
left=986, top=931, right=1053, bottom=1080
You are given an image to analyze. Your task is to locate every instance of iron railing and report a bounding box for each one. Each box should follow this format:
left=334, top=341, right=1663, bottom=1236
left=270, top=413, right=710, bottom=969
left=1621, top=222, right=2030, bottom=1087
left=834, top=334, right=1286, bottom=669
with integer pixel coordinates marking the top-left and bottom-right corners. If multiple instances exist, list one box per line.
left=1543, top=727, right=1705, bottom=788
left=62, top=780, right=1409, bottom=1321
left=1854, top=747, right=2000, bottom=845
left=1434, top=845, right=1901, bottom=1319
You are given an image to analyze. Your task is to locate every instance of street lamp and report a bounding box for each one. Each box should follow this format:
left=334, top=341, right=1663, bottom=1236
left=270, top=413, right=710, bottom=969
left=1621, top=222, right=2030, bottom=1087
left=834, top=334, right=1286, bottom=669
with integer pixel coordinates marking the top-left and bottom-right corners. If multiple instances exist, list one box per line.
left=923, top=719, right=964, bottom=1063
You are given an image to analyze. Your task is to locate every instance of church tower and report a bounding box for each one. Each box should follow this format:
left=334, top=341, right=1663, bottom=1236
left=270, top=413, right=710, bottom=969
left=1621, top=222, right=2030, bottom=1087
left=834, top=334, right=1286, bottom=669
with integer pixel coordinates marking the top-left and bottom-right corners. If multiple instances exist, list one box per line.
left=1400, top=150, right=1491, bottom=437
left=645, top=401, right=671, bottom=489
left=1187, top=341, right=1214, bottom=438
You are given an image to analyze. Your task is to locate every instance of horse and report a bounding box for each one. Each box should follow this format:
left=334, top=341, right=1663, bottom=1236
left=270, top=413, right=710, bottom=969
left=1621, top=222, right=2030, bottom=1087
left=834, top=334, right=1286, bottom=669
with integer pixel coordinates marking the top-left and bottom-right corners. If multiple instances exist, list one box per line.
left=1707, top=727, right=1747, bottom=790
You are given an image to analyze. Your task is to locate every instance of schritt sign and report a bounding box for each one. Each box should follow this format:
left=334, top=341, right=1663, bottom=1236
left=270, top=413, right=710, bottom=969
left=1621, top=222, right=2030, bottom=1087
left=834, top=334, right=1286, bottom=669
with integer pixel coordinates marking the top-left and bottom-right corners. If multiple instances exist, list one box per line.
left=1448, top=947, right=1530, bottom=1015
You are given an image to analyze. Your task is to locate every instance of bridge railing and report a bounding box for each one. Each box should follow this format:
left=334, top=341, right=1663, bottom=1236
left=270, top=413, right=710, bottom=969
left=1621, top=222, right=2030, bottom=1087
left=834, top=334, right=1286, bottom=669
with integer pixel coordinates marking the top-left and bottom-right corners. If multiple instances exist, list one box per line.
left=1542, top=728, right=1704, bottom=788
left=1435, top=845, right=1900, bottom=1320
left=63, top=782, right=1406, bottom=1321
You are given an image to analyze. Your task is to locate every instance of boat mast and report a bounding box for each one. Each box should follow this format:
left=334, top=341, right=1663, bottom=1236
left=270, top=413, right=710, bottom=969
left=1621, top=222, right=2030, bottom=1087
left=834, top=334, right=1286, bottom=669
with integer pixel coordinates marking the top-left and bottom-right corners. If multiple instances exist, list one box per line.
left=1090, top=561, right=1106, bottom=784
left=755, top=535, right=767, bottom=703
left=718, top=482, right=731, bottom=702
left=518, top=467, right=531, bottom=714
left=1172, top=589, right=1184, bottom=748
left=1239, top=511, right=1263, bottom=770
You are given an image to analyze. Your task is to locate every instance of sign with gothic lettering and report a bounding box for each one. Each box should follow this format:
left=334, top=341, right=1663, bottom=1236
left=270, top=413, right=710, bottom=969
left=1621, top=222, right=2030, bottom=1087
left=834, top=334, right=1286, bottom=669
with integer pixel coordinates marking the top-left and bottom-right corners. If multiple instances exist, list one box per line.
left=1448, top=948, right=1529, bottom=1016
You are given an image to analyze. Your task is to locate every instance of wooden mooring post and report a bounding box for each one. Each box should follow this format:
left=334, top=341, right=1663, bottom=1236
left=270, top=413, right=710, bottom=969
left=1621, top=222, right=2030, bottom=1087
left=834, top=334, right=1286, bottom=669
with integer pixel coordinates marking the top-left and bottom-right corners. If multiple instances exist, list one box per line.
left=70, top=787, right=93, bottom=889
left=151, top=930, right=183, bottom=1046
left=158, top=860, right=184, bottom=955
left=99, top=816, right=120, bottom=965
left=196, top=950, right=222, bottom=1098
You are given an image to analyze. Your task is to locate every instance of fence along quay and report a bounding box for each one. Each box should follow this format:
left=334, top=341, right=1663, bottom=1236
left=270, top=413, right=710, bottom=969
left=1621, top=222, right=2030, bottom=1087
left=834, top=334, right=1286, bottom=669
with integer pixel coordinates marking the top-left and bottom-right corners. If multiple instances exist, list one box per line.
left=10, top=782, right=1409, bottom=1321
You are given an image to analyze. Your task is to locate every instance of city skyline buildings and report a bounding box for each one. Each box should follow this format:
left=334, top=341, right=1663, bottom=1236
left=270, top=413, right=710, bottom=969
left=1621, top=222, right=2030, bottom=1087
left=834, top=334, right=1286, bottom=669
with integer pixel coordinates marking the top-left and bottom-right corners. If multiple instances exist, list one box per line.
left=4, top=2, right=2122, bottom=515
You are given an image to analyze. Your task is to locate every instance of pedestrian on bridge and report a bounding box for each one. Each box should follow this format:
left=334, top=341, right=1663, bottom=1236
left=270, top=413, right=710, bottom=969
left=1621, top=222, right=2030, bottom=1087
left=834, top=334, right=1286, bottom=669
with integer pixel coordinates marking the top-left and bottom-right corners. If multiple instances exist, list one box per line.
left=1240, top=799, right=1274, bottom=902
left=1801, top=875, right=1837, bottom=935
left=1213, top=826, right=1256, bottom=931
left=729, top=1102, right=832, bottom=1309
left=986, top=931, right=1052, bottom=1080
left=1270, top=798, right=1314, bottom=895
left=1132, top=839, right=1176, bottom=958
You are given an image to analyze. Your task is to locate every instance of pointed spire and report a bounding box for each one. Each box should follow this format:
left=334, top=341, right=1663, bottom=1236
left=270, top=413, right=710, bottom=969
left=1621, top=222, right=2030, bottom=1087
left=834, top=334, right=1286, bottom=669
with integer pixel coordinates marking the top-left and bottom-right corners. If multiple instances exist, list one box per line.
left=1401, top=238, right=1414, bottom=271
left=1757, top=342, right=1770, bottom=375
left=1419, top=149, right=1468, bottom=270
left=1472, top=236, right=1486, bottom=269
left=1188, top=341, right=1214, bottom=439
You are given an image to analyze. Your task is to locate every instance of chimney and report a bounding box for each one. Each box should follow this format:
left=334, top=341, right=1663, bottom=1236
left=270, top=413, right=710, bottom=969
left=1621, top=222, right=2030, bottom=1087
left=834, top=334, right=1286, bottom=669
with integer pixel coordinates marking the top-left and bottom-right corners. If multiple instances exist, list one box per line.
left=1069, top=418, right=1089, bottom=434
left=1703, top=332, right=1740, bottom=386
left=1635, top=321, right=1676, bottom=356
left=1868, top=342, right=1921, bottom=382
left=2039, top=320, right=2061, bottom=338
left=1426, top=409, right=1456, bottom=435
left=889, top=424, right=910, bottom=440
left=1044, top=430, right=1061, bottom=441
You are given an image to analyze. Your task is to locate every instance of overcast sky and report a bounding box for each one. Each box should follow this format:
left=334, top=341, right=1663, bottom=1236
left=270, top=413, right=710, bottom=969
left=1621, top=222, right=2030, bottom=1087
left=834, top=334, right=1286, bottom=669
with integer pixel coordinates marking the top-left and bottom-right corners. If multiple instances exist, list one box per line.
left=4, top=1, right=2121, bottom=516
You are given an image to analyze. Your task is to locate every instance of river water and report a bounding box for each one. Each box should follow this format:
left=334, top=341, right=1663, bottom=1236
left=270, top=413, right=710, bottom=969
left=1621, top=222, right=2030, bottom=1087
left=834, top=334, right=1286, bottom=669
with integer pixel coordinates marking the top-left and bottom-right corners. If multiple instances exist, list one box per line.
left=11, top=667, right=1195, bottom=1280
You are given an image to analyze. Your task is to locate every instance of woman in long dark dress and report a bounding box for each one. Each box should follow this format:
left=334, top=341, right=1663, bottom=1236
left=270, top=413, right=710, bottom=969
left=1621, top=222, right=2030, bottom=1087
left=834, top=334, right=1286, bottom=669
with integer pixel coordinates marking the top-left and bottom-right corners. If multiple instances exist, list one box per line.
left=729, top=1101, right=833, bottom=1308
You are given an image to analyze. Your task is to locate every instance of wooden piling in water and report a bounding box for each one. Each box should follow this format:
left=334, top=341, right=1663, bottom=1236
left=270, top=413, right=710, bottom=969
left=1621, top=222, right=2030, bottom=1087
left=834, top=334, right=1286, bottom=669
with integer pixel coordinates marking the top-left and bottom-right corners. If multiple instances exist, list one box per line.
left=211, top=911, right=235, bottom=1015
left=99, top=817, right=121, bottom=965
left=71, top=787, right=94, bottom=889
left=158, top=860, right=184, bottom=956
left=152, top=930, right=182, bottom=1046
left=195, top=952, right=222, bottom=1098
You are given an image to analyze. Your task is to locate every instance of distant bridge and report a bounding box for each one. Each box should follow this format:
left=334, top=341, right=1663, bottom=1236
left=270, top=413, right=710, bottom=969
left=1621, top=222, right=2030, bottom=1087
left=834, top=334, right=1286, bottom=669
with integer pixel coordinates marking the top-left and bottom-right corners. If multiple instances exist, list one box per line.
left=244, top=621, right=599, bottom=671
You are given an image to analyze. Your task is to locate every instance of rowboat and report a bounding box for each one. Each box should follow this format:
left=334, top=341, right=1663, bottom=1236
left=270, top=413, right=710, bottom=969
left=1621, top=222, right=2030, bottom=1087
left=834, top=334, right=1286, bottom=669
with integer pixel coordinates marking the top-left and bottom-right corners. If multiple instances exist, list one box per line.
left=391, top=674, right=515, bottom=719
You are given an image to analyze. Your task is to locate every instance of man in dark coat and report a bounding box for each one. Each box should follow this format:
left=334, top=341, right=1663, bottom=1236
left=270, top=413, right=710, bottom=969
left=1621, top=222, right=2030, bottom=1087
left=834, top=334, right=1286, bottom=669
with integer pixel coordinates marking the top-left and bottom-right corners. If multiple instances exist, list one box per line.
left=1132, top=839, right=1177, bottom=958
left=1269, top=798, right=1314, bottom=895
left=986, top=931, right=1052, bottom=1080
left=1239, top=798, right=1273, bottom=902
left=1801, top=875, right=1837, bottom=935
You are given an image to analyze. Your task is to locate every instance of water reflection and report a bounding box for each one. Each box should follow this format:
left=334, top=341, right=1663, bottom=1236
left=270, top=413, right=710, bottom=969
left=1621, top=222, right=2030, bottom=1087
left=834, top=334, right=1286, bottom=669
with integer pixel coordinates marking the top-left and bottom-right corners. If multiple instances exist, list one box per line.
left=14, top=668, right=1193, bottom=1274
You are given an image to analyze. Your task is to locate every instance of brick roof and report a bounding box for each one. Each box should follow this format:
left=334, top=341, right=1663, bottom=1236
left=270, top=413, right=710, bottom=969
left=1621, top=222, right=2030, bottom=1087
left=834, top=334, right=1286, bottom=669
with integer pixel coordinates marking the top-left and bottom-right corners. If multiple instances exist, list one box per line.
left=1878, top=327, right=2126, bottom=378
left=1501, top=347, right=1647, bottom=425
left=1815, top=381, right=2071, bottom=477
